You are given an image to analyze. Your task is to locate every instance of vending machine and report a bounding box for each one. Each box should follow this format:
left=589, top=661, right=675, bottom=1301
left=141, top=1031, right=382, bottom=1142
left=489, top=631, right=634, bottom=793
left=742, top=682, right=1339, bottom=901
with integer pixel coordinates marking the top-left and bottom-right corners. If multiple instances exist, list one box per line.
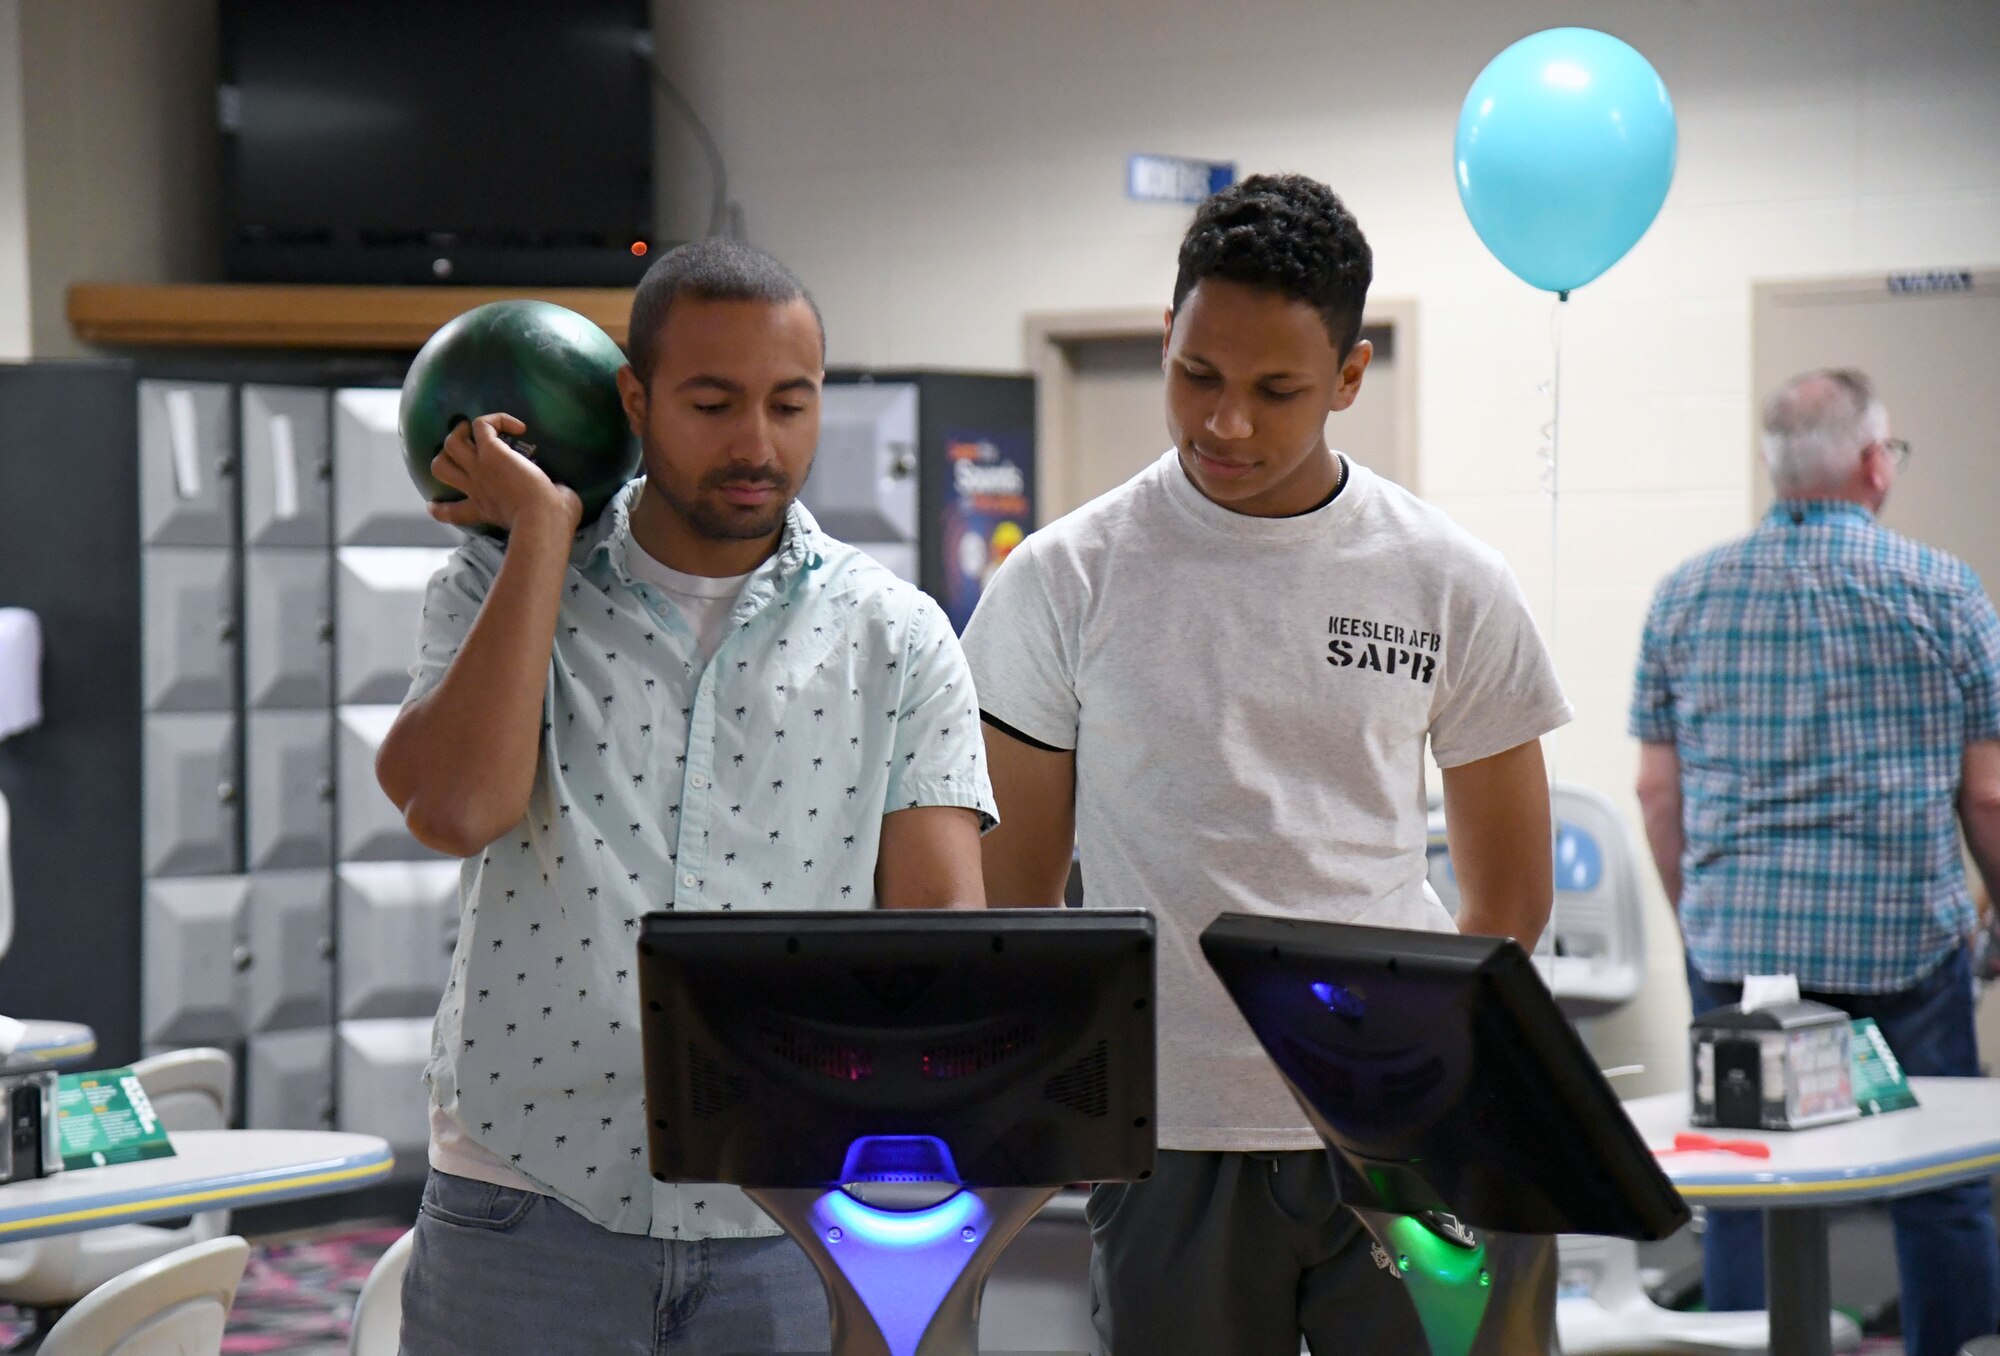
left=810, top=371, right=1036, bottom=633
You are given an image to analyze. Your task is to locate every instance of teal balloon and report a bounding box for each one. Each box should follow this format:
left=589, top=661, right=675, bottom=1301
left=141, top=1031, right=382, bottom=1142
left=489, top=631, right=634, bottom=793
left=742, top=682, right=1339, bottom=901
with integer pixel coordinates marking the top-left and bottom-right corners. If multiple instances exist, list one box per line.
left=1455, top=28, right=1677, bottom=295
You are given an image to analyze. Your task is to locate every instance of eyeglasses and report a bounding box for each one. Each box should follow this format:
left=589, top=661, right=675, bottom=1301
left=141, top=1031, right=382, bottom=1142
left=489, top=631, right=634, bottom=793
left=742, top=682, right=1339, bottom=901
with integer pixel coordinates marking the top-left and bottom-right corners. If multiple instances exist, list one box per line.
left=1879, top=437, right=1913, bottom=469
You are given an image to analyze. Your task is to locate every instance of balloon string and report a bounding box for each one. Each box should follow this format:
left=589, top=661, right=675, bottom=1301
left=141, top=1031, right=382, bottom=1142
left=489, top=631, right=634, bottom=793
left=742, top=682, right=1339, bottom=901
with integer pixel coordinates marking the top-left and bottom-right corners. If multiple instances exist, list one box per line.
left=1537, top=293, right=1568, bottom=787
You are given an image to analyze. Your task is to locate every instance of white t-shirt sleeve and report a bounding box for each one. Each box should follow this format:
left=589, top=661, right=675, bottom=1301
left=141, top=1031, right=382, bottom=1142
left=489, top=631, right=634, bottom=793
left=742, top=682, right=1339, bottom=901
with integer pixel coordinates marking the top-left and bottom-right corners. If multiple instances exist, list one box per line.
left=959, top=540, right=1080, bottom=751
left=1426, top=562, right=1572, bottom=768
left=403, top=540, right=500, bottom=707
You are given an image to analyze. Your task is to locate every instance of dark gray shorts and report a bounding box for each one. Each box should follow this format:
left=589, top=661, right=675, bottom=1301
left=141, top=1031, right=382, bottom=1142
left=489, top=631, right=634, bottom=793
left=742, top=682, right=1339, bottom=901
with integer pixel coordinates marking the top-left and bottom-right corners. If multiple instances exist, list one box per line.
left=1087, top=1150, right=1555, bottom=1356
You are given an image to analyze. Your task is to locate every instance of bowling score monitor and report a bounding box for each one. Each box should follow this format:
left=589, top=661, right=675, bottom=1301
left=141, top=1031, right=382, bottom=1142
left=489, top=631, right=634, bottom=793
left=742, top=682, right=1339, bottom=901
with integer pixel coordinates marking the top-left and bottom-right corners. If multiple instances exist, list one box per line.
left=1201, top=915, right=1689, bottom=1241
left=636, top=909, right=1156, bottom=1190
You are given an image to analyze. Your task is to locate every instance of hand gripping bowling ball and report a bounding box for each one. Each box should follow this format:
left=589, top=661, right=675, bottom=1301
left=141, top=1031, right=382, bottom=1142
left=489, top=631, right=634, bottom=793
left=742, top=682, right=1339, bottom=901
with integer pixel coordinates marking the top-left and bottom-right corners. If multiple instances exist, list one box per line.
left=398, top=300, right=642, bottom=536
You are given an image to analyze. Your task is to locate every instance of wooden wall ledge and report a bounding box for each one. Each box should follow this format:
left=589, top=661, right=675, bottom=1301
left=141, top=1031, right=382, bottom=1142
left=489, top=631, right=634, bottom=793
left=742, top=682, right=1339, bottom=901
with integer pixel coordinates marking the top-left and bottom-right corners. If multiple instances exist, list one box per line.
left=68, top=282, right=635, bottom=350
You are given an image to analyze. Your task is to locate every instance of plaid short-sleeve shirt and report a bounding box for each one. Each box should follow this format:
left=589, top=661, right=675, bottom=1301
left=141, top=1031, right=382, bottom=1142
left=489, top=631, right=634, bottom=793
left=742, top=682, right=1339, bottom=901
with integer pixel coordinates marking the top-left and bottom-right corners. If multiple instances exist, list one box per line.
left=1630, top=500, right=2000, bottom=992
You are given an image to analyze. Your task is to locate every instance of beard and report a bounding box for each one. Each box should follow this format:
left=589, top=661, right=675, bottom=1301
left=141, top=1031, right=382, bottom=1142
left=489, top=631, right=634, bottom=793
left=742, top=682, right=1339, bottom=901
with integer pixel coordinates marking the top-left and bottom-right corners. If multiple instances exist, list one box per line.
left=652, top=458, right=805, bottom=542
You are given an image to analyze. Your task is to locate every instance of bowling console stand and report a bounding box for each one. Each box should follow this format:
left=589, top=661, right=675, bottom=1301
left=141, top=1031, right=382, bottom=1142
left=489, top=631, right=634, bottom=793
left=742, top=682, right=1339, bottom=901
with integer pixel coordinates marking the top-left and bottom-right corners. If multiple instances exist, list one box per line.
left=633, top=907, right=1690, bottom=1356
left=1201, top=914, right=1692, bottom=1356
left=635, top=909, right=1156, bottom=1356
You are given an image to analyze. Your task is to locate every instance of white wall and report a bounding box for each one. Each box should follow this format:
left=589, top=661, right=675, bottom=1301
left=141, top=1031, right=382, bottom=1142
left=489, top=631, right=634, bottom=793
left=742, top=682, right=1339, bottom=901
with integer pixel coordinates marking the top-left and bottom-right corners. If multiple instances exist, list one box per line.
left=0, top=0, right=32, bottom=360
left=657, top=0, right=2000, bottom=1088
left=17, top=0, right=217, bottom=357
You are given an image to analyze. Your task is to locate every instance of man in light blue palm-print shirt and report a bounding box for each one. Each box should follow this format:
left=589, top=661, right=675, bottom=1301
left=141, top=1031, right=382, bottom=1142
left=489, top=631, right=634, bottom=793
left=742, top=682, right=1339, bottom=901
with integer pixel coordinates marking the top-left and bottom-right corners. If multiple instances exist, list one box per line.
left=378, top=241, right=994, bottom=1356
left=1631, top=369, right=2000, bottom=1356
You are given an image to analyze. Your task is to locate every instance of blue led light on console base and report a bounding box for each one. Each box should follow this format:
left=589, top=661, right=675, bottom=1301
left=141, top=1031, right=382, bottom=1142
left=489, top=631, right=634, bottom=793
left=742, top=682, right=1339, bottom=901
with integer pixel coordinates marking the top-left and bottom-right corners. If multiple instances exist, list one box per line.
left=806, top=1187, right=988, bottom=1356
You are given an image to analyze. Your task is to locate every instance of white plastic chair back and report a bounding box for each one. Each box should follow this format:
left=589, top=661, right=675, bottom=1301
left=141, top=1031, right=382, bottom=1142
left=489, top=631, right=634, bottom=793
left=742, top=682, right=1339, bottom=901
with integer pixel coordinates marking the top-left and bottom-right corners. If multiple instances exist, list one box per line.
left=1424, top=780, right=1647, bottom=1017
left=36, top=1234, right=249, bottom=1356
left=0, top=787, right=14, bottom=963
left=0, top=1049, right=235, bottom=1307
left=348, top=1228, right=414, bottom=1356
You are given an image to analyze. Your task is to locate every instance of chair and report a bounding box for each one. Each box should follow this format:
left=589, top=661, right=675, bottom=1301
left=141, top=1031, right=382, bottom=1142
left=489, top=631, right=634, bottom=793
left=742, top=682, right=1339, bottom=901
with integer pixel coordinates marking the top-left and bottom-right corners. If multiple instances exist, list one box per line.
left=347, top=1228, right=413, bottom=1356
left=1424, top=780, right=1646, bottom=1018
left=0, top=786, right=15, bottom=963
left=1555, top=1231, right=1860, bottom=1353
left=0, top=1049, right=235, bottom=1314
left=34, top=1235, right=249, bottom=1356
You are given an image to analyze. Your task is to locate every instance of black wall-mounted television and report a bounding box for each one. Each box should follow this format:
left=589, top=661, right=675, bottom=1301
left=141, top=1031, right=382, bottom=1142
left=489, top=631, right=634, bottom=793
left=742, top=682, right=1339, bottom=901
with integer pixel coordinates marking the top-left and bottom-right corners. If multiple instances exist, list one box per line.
left=219, top=0, right=656, bottom=287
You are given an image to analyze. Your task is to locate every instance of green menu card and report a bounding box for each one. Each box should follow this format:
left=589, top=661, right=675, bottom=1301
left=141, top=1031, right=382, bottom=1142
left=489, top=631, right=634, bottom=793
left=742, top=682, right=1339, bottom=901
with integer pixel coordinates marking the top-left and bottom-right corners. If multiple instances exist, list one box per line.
left=56, top=1067, right=178, bottom=1169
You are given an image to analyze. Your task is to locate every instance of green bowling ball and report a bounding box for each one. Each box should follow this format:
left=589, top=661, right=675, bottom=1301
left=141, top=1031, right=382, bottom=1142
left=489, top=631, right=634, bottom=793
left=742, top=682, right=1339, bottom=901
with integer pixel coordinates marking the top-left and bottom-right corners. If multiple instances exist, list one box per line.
left=399, top=300, right=641, bottom=536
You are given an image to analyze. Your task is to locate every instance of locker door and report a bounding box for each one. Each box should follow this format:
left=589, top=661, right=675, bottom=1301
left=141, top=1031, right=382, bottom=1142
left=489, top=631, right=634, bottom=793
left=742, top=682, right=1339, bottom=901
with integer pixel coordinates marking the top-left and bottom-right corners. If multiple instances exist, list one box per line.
left=143, top=714, right=243, bottom=877
left=142, top=875, right=249, bottom=1046
left=242, top=385, right=333, bottom=548
left=335, top=706, right=441, bottom=862
left=246, top=710, right=334, bottom=872
left=333, top=388, right=459, bottom=547
left=805, top=383, right=920, bottom=544
left=243, top=869, right=335, bottom=1036
left=335, top=547, right=454, bottom=705
left=336, top=860, right=459, bottom=1020
left=139, top=381, right=238, bottom=547
left=142, top=549, right=240, bottom=713
left=244, top=550, right=333, bottom=709
left=246, top=1028, right=336, bottom=1130
left=337, top=1017, right=434, bottom=1167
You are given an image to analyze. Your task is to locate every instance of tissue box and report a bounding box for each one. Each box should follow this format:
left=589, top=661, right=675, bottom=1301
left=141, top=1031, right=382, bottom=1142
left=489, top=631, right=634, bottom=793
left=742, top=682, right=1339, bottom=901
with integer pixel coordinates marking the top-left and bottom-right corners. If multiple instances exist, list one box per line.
left=1690, top=1000, right=1860, bottom=1130
left=0, top=1060, right=62, bottom=1184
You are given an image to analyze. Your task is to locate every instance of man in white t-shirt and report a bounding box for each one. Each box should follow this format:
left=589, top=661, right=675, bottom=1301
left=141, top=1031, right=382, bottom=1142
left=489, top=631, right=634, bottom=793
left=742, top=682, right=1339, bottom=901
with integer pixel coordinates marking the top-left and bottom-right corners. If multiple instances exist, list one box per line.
left=961, top=173, right=1571, bottom=1354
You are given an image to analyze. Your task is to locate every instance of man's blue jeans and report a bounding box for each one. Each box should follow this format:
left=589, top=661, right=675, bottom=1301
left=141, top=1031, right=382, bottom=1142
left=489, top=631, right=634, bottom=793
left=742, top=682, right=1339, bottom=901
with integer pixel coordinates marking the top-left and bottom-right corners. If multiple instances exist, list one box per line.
left=399, top=1171, right=829, bottom=1355
left=1685, top=947, right=2000, bottom=1356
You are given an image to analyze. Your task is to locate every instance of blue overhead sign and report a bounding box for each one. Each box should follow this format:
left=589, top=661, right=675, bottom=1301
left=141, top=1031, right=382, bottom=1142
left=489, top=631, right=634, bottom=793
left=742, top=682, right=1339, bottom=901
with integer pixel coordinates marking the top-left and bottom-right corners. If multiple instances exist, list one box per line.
left=1127, top=154, right=1235, bottom=204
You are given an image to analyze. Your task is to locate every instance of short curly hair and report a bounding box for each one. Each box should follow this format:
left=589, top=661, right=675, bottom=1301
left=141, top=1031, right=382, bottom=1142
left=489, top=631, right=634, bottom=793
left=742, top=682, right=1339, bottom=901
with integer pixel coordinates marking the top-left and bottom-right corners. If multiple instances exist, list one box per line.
left=1172, top=173, right=1373, bottom=355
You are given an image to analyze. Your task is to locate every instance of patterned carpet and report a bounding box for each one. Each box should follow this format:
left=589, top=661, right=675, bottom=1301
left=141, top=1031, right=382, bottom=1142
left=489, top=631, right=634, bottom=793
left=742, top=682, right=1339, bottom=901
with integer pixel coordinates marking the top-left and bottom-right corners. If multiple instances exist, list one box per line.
left=0, top=1223, right=407, bottom=1355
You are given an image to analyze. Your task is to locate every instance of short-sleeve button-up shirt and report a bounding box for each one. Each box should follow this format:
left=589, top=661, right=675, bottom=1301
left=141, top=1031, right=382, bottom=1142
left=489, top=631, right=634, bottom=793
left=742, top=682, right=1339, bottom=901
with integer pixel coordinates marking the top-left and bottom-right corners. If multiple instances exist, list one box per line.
left=405, top=481, right=996, bottom=1237
left=1630, top=500, right=2000, bottom=993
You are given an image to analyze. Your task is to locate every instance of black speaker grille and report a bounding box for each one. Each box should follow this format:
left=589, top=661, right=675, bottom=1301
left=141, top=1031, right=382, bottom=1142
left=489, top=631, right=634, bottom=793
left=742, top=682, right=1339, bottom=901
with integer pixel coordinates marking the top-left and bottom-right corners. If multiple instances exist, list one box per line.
left=761, top=1023, right=874, bottom=1082
left=1043, top=1039, right=1110, bottom=1118
left=689, top=1044, right=750, bottom=1119
left=920, top=1024, right=1036, bottom=1080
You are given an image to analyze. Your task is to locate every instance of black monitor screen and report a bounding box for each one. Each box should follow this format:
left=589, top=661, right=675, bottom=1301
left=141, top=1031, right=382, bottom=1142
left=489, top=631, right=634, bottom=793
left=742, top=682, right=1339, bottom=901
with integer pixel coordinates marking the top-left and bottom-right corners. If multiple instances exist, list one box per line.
left=637, top=910, right=1157, bottom=1190
left=219, top=0, right=653, bottom=244
left=1201, top=915, right=1688, bottom=1241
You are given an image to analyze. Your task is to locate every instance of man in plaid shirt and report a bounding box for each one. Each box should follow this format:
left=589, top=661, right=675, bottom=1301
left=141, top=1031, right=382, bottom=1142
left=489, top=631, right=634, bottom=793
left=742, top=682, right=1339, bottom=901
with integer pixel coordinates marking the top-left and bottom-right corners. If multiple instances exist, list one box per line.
left=1631, top=368, right=2000, bottom=1356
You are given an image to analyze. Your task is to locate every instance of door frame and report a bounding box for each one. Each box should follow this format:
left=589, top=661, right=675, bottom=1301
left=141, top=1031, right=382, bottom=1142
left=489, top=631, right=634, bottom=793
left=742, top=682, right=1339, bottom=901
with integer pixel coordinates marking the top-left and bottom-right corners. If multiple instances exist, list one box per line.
left=1023, top=299, right=1421, bottom=525
left=1750, top=269, right=1998, bottom=522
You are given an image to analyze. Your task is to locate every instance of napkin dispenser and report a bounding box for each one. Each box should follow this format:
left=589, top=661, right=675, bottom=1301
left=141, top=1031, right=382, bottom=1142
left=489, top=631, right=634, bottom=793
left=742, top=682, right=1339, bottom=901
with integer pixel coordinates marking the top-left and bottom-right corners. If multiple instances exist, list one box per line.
left=1691, top=999, right=1859, bottom=1131
left=0, top=1061, right=62, bottom=1183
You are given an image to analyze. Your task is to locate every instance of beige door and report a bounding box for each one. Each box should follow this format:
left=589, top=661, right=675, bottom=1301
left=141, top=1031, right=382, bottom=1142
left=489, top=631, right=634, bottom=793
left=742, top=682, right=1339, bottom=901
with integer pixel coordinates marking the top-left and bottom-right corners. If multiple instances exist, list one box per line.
left=1752, top=273, right=2000, bottom=598
left=1029, top=306, right=1417, bottom=524
left=1752, top=269, right=2000, bottom=1060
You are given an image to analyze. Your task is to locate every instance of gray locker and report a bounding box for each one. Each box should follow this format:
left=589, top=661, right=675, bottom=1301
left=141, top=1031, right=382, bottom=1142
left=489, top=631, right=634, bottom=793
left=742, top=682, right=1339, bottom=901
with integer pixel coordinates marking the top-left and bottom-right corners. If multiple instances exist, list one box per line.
left=139, top=380, right=237, bottom=547
left=803, top=382, right=919, bottom=544
left=337, top=1016, right=434, bottom=1167
left=333, top=387, right=458, bottom=547
left=244, top=551, right=333, bottom=708
left=142, top=874, right=249, bottom=1046
left=335, top=705, right=440, bottom=863
left=335, top=546, right=453, bottom=705
left=141, top=549, right=239, bottom=713
left=246, top=1028, right=336, bottom=1131
left=241, top=385, right=333, bottom=547
left=143, top=713, right=243, bottom=877
left=243, top=869, right=335, bottom=1035
left=335, top=860, right=458, bottom=1020
left=246, top=711, right=334, bottom=872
